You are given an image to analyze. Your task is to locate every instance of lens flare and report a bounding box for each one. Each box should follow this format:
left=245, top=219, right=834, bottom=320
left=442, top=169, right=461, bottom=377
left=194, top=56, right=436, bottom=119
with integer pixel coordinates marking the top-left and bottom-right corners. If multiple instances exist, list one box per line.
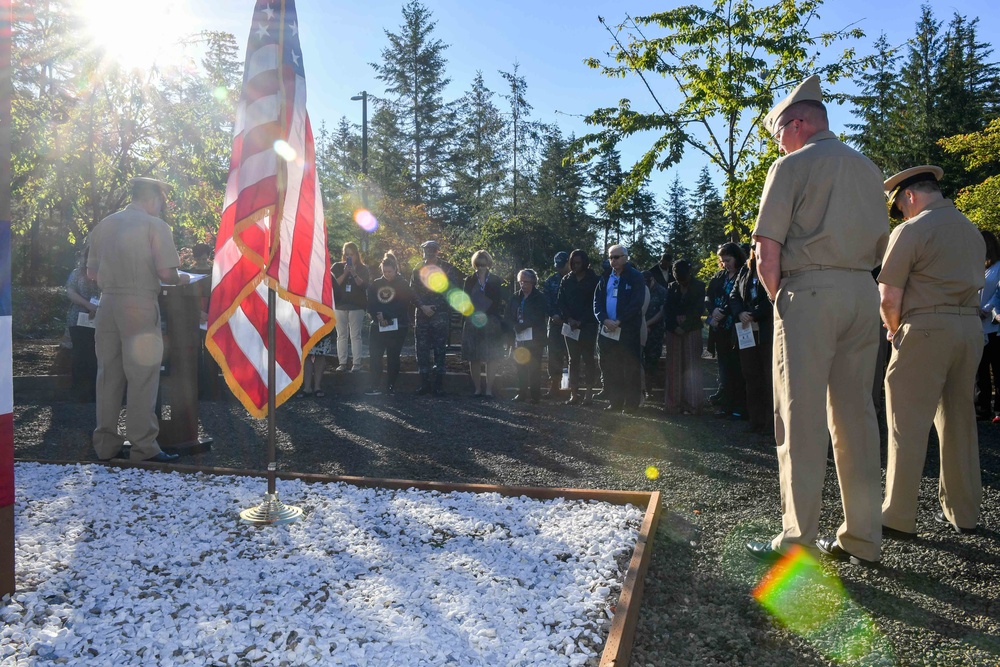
left=212, top=86, right=229, bottom=102
left=273, top=140, right=297, bottom=162
left=469, top=311, right=488, bottom=328
left=513, top=347, right=532, bottom=365
left=420, top=265, right=449, bottom=293
left=354, top=208, right=379, bottom=233
left=645, top=466, right=659, bottom=480
left=752, top=545, right=891, bottom=662
left=447, top=289, right=474, bottom=316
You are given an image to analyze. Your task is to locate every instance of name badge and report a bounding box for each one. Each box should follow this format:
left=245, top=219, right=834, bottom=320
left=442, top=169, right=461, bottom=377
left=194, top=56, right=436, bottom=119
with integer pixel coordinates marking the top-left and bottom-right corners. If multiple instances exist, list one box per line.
left=612, top=288, right=618, bottom=298
left=345, top=284, right=352, bottom=292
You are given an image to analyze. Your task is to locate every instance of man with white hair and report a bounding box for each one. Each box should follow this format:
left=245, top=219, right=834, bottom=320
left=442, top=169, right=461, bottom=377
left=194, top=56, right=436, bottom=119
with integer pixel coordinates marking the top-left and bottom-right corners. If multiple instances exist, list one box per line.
left=593, top=244, right=645, bottom=413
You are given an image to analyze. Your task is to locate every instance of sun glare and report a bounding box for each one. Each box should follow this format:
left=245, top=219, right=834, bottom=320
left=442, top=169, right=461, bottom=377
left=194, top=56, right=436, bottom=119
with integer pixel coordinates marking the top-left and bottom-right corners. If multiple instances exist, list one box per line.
left=78, top=0, right=192, bottom=71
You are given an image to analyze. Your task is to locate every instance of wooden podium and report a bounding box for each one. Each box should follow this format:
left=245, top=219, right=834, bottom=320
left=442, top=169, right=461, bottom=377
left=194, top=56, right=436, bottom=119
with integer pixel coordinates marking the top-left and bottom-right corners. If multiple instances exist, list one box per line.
left=158, top=282, right=213, bottom=456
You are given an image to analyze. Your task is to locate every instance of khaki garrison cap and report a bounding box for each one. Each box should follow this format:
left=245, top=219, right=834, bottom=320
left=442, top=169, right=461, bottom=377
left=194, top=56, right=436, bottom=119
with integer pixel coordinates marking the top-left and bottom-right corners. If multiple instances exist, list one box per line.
left=884, top=165, right=943, bottom=219
left=129, top=177, right=172, bottom=194
left=764, top=75, right=824, bottom=134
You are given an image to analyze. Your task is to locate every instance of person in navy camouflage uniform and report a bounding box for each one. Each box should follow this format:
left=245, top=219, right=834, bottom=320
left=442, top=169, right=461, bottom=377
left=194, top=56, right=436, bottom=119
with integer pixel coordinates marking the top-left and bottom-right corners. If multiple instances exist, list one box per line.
left=410, top=240, right=464, bottom=395
left=543, top=251, right=571, bottom=397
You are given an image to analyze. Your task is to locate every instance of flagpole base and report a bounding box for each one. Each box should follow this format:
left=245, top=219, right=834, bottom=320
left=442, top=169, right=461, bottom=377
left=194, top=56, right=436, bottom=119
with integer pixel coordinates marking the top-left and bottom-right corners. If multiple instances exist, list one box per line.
left=239, top=492, right=304, bottom=525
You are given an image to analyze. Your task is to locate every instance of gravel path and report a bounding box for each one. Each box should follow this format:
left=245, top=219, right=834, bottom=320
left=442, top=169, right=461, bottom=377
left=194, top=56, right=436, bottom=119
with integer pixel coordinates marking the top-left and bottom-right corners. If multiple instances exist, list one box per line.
left=11, top=369, right=1000, bottom=666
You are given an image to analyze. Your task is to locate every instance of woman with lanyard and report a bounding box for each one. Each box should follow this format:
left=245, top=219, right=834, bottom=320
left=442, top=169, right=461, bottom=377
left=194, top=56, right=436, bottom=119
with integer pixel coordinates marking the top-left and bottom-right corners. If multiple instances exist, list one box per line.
left=707, top=242, right=747, bottom=419
left=506, top=269, right=547, bottom=402
left=365, top=251, right=413, bottom=396
left=729, top=247, right=774, bottom=434
left=331, top=242, right=370, bottom=372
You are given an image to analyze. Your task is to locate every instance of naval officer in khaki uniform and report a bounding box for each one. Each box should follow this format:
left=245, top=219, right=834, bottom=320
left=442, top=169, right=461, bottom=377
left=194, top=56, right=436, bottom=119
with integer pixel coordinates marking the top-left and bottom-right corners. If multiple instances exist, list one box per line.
left=878, top=166, right=984, bottom=536
left=745, top=75, right=890, bottom=565
left=87, top=178, right=188, bottom=463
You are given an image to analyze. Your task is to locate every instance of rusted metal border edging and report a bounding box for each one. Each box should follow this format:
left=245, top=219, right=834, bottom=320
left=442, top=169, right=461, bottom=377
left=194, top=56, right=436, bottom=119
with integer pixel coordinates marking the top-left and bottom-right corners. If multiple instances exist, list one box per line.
left=18, top=459, right=661, bottom=667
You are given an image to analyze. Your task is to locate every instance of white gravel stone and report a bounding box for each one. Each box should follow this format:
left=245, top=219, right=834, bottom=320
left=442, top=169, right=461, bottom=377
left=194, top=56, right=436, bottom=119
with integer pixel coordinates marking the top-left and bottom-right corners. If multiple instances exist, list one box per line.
left=1, top=463, right=642, bottom=666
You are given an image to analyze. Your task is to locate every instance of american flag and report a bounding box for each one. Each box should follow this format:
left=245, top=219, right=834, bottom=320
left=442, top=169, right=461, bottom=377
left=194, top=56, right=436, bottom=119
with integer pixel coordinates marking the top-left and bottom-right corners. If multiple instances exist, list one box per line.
left=206, top=0, right=334, bottom=418
left=0, top=217, right=12, bottom=510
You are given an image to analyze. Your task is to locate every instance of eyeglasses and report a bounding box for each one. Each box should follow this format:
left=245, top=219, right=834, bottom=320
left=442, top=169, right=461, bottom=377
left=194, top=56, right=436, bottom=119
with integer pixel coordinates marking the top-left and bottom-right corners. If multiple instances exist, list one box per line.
left=608, top=254, right=625, bottom=261
left=770, top=118, right=797, bottom=142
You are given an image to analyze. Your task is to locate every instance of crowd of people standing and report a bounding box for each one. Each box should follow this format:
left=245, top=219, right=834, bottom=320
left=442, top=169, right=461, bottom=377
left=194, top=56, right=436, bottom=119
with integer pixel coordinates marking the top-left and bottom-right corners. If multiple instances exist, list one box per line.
left=269, top=238, right=725, bottom=414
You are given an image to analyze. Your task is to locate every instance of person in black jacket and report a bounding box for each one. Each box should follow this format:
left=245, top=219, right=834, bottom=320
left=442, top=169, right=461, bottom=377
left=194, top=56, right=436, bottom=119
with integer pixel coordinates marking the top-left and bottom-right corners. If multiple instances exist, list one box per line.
left=594, top=244, right=646, bottom=412
left=462, top=250, right=507, bottom=398
left=558, top=249, right=600, bottom=405
left=365, top=252, right=413, bottom=396
left=506, top=269, right=547, bottom=402
left=729, top=248, right=774, bottom=433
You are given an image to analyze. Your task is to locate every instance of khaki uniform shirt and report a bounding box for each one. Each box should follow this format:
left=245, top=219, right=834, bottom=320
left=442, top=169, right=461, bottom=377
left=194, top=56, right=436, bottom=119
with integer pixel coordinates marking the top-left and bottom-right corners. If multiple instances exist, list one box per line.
left=753, top=130, right=889, bottom=270
left=87, top=203, right=180, bottom=297
left=877, top=199, right=985, bottom=317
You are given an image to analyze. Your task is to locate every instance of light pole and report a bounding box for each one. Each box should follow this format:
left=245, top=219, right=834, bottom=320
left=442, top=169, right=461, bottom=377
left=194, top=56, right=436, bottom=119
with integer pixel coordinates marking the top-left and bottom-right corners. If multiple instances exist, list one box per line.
left=350, top=91, right=369, bottom=252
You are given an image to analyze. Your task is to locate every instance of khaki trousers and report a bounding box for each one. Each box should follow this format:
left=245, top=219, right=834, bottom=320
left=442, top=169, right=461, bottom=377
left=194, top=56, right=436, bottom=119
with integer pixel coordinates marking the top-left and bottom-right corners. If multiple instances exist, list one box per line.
left=93, top=293, right=164, bottom=461
left=882, top=313, right=982, bottom=531
left=770, top=270, right=882, bottom=561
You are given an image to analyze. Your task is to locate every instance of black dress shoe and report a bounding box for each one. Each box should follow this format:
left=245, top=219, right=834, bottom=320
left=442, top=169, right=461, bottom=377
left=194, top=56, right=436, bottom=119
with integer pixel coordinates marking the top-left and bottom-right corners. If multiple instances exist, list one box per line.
left=882, top=525, right=917, bottom=540
left=745, top=540, right=783, bottom=564
left=816, top=536, right=876, bottom=566
left=935, top=512, right=977, bottom=534
left=98, top=447, right=128, bottom=462
left=145, top=451, right=180, bottom=463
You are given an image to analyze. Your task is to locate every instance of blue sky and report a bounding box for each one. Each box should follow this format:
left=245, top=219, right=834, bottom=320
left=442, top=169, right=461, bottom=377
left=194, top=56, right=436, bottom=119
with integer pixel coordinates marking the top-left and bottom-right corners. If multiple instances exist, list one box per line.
left=187, top=0, right=997, bottom=195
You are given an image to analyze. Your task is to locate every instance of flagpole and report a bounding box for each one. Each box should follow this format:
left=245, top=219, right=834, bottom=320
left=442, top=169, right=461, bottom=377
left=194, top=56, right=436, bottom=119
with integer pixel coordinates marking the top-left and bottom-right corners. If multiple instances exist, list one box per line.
left=267, top=286, right=277, bottom=496
left=238, top=0, right=303, bottom=525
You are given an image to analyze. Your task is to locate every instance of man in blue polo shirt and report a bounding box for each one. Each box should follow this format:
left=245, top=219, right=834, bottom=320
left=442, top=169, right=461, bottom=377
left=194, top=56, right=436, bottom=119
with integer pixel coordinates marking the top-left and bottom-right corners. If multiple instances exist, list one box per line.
left=594, top=244, right=645, bottom=413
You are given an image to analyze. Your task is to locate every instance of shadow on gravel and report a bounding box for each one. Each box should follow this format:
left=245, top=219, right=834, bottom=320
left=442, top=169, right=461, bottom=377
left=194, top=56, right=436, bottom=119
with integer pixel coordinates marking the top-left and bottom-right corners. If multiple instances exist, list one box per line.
left=841, top=574, right=1000, bottom=663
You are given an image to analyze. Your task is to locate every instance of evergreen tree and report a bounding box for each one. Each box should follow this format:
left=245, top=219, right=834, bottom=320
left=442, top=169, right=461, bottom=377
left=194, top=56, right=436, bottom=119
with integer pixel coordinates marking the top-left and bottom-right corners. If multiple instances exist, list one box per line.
left=367, top=102, right=410, bottom=207
left=530, top=129, right=595, bottom=253
left=664, top=175, right=694, bottom=263
left=620, top=176, right=660, bottom=265
left=499, top=61, right=544, bottom=217
left=847, top=33, right=905, bottom=174
left=588, top=145, right=625, bottom=249
left=933, top=13, right=1000, bottom=195
left=690, top=166, right=727, bottom=257
left=449, top=71, right=507, bottom=227
left=370, top=0, right=452, bottom=206
left=894, top=5, right=943, bottom=168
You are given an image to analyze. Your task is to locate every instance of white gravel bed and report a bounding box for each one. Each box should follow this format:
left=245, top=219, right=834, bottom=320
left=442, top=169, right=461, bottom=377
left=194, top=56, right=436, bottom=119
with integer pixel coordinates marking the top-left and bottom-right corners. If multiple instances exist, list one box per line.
left=1, top=463, right=643, bottom=666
